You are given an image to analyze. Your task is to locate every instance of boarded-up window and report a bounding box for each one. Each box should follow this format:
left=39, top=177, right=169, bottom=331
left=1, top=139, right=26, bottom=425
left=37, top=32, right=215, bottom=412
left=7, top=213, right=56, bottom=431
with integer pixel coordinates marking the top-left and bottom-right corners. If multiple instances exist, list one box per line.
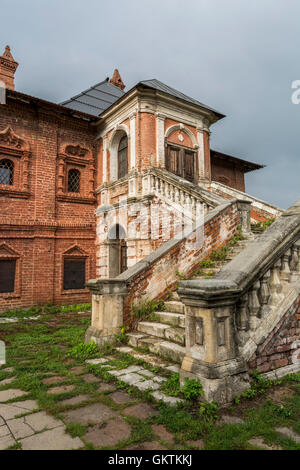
left=166, top=145, right=197, bottom=183
left=118, top=135, right=128, bottom=179
left=0, top=260, right=16, bottom=293
left=63, top=259, right=86, bottom=290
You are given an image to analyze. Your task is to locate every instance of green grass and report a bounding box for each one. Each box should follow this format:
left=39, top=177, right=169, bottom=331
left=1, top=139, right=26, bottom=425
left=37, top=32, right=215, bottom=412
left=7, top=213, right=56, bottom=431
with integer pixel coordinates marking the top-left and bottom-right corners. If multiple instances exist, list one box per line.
left=1, top=309, right=300, bottom=450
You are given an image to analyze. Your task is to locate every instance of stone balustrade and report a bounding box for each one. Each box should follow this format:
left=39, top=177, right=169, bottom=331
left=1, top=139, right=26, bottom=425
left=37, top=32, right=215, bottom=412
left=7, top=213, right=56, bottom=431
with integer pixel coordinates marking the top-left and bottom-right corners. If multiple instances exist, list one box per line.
left=178, top=199, right=300, bottom=403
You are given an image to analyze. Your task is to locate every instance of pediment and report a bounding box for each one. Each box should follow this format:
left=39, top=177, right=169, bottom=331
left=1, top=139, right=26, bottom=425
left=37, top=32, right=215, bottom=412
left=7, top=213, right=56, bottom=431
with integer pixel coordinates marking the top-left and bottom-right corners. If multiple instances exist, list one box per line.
left=0, top=127, right=30, bottom=151
left=63, top=244, right=87, bottom=256
left=0, top=243, right=20, bottom=257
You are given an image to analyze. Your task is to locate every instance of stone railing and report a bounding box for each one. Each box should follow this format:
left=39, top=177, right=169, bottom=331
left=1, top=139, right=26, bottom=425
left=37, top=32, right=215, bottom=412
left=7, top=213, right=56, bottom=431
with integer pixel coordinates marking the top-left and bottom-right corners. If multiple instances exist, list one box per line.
left=210, top=180, right=282, bottom=221
left=85, top=199, right=249, bottom=347
left=141, top=168, right=224, bottom=219
left=178, top=199, right=300, bottom=404
left=97, top=167, right=225, bottom=218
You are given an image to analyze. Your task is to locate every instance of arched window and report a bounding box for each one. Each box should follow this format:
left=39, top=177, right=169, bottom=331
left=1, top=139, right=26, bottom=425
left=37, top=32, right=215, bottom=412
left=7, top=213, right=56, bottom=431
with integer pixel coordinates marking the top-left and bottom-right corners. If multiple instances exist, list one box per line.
left=68, top=169, right=80, bottom=193
left=118, top=135, right=128, bottom=179
left=0, top=159, right=14, bottom=185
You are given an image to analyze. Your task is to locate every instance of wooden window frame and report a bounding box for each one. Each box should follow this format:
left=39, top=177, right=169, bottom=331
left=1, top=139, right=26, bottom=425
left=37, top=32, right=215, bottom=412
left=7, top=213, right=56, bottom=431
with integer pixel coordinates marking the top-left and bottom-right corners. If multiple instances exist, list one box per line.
left=118, top=135, right=128, bottom=180
left=165, top=143, right=198, bottom=183
left=0, top=243, right=21, bottom=299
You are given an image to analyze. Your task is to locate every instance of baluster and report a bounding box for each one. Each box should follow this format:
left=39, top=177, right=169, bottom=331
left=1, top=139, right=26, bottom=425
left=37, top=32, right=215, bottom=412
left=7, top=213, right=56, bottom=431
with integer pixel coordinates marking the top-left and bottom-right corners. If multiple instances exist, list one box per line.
left=191, top=197, right=196, bottom=219
left=181, top=191, right=186, bottom=205
left=151, top=175, right=156, bottom=193
left=175, top=187, right=180, bottom=204
left=258, top=271, right=271, bottom=318
left=290, top=243, right=299, bottom=282
left=238, top=293, right=249, bottom=331
left=160, top=180, right=165, bottom=197
left=280, top=249, right=291, bottom=282
left=248, top=281, right=261, bottom=330
left=270, top=260, right=283, bottom=306
left=155, top=177, right=160, bottom=194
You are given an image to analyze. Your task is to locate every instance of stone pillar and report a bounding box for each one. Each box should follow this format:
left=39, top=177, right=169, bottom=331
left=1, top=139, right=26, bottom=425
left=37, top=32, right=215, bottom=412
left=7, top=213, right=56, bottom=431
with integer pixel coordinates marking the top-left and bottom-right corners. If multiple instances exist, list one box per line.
left=178, top=279, right=251, bottom=403
left=102, top=134, right=107, bottom=183
left=85, top=279, right=127, bottom=347
left=237, top=200, right=252, bottom=235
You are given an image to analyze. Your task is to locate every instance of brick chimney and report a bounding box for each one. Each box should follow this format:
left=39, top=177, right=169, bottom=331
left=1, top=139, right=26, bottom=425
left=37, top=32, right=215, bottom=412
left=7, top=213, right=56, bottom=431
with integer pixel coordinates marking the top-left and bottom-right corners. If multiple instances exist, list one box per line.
left=109, top=69, right=125, bottom=91
left=0, top=45, right=19, bottom=90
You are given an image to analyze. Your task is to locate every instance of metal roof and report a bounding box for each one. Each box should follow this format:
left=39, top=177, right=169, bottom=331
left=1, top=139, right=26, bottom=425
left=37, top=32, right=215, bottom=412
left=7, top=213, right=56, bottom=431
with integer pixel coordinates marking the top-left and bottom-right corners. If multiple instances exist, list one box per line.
left=60, top=78, right=125, bottom=116
left=61, top=77, right=225, bottom=119
left=138, top=79, right=225, bottom=118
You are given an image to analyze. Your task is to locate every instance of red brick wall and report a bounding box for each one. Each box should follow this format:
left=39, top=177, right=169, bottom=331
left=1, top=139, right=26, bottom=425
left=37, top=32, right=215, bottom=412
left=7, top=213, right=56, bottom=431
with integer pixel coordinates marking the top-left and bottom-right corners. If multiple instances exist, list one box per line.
left=248, top=297, right=300, bottom=374
left=0, top=96, right=98, bottom=312
left=211, top=157, right=245, bottom=192
left=122, top=201, right=240, bottom=323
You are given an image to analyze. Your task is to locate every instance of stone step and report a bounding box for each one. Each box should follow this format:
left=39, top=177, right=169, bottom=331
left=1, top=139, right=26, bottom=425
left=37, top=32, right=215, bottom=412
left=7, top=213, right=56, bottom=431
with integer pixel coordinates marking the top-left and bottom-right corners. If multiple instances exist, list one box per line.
left=164, top=300, right=185, bottom=314
left=155, top=311, right=185, bottom=328
left=137, top=321, right=185, bottom=345
left=127, top=332, right=185, bottom=364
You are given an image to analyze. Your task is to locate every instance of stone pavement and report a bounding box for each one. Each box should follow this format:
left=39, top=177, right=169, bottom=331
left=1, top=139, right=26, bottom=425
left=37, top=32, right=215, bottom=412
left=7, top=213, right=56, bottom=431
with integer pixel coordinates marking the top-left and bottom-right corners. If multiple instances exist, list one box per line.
left=0, top=387, right=83, bottom=450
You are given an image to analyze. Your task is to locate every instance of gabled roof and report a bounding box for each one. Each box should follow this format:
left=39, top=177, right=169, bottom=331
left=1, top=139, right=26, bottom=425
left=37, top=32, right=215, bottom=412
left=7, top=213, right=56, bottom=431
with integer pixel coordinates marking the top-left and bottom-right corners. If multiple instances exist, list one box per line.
left=60, top=77, right=225, bottom=120
left=60, top=78, right=125, bottom=116
left=138, top=79, right=225, bottom=118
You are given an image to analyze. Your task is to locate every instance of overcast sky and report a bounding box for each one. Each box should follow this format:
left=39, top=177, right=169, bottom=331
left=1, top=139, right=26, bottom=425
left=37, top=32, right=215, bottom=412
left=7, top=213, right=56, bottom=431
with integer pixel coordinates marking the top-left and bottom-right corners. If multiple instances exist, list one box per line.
left=1, top=0, right=300, bottom=208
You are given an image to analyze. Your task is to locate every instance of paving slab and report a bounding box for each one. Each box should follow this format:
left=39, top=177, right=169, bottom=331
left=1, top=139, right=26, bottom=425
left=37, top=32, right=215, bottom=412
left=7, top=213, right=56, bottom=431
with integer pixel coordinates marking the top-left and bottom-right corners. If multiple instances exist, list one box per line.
left=221, top=415, right=245, bottom=425
left=60, top=394, right=90, bottom=406
left=69, top=366, right=85, bottom=375
left=20, top=426, right=83, bottom=450
left=165, top=365, right=180, bottom=373
left=13, top=400, right=39, bottom=411
left=1, top=367, right=14, bottom=373
left=116, top=347, right=133, bottom=353
left=81, top=374, right=99, bottom=383
left=125, top=441, right=167, bottom=450
left=0, top=424, right=10, bottom=437
left=275, top=427, right=300, bottom=444
left=0, top=417, right=4, bottom=425
left=22, top=411, right=63, bottom=432
left=249, top=437, right=282, bottom=450
left=138, top=369, right=154, bottom=378
left=152, top=391, right=183, bottom=405
left=152, top=424, right=174, bottom=444
left=119, top=373, right=144, bottom=386
left=135, top=380, right=160, bottom=392
left=46, top=384, right=75, bottom=395
left=84, top=418, right=131, bottom=448
left=86, top=358, right=108, bottom=365
left=0, top=377, right=15, bottom=386
left=62, top=403, right=118, bottom=426
left=186, top=438, right=205, bottom=449
left=0, top=388, right=28, bottom=402
left=110, top=391, right=134, bottom=404
left=152, top=376, right=167, bottom=384
left=97, top=383, right=116, bottom=393
left=0, top=404, right=32, bottom=420
left=0, top=434, right=15, bottom=450
left=123, top=403, right=158, bottom=419
left=42, top=375, right=66, bottom=385
left=8, top=417, right=35, bottom=439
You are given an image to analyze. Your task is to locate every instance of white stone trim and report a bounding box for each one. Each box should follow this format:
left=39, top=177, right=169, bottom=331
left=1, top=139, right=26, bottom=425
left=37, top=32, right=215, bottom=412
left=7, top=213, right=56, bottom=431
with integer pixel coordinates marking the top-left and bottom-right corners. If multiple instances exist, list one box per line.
left=130, top=115, right=136, bottom=169
left=165, top=123, right=198, bottom=149
left=102, top=135, right=107, bottom=183
left=197, top=128, right=205, bottom=180
left=156, top=114, right=165, bottom=167
left=108, top=124, right=130, bottom=182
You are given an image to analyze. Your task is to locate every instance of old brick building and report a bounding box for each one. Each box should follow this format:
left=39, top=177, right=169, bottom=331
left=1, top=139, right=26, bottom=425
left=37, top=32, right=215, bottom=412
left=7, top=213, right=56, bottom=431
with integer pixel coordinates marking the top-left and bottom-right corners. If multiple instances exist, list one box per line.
left=0, top=46, right=269, bottom=311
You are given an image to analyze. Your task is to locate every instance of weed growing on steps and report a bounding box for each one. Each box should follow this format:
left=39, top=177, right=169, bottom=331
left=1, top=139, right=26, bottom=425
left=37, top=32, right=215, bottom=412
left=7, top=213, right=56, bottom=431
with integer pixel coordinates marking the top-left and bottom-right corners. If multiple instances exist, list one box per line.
left=252, top=218, right=275, bottom=231
left=131, top=299, right=166, bottom=321
left=114, top=325, right=129, bottom=345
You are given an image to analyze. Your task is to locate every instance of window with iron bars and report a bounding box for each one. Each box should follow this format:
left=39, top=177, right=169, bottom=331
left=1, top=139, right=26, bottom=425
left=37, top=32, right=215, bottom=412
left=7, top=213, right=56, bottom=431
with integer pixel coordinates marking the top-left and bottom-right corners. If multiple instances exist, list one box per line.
left=68, top=169, right=80, bottom=193
left=0, top=159, right=14, bottom=185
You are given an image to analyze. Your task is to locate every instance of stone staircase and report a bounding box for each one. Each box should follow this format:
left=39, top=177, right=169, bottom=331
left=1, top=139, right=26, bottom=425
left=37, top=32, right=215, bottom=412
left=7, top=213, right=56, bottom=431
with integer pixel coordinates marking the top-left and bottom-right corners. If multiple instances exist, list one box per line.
left=127, top=233, right=257, bottom=366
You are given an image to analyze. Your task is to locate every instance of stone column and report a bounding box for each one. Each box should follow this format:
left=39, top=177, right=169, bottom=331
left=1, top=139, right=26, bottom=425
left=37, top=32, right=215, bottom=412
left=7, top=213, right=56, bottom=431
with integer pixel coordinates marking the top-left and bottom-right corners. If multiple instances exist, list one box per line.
left=178, top=279, right=251, bottom=403
left=237, top=200, right=252, bottom=235
left=102, top=134, right=107, bottom=183
left=85, top=279, right=127, bottom=347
